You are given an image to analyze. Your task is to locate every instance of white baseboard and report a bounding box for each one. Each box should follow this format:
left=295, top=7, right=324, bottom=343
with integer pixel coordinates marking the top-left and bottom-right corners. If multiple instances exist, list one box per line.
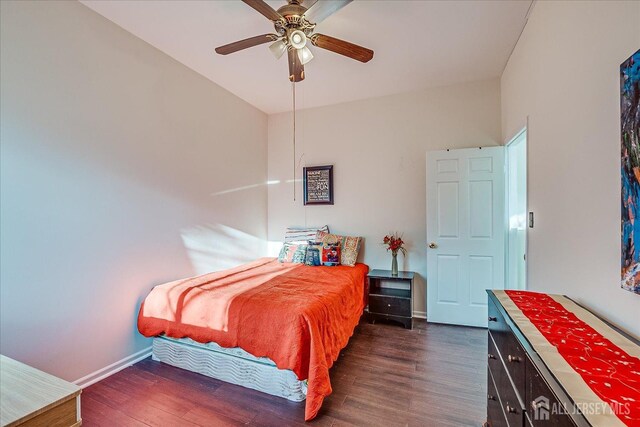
left=73, top=346, right=152, bottom=388
left=413, top=311, right=427, bottom=319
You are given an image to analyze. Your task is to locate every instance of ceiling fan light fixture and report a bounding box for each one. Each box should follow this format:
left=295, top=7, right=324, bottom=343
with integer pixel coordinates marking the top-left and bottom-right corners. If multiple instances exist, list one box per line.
left=269, top=39, right=287, bottom=59
left=215, top=0, right=374, bottom=81
left=298, top=46, right=314, bottom=65
left=289, top=30, right=307, bottom=50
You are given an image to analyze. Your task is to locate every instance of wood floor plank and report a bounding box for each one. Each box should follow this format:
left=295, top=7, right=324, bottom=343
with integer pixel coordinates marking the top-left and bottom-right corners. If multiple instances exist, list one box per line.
left=80, top=395, right=149, bottom=427
left=181, top=406, right=248, bottom=427
left=81, top=319, right=487, bottom=426
left=82, top=382, right=131, bottom=406
left=119, top=398, right=201, bottom=427
left=136, top=359, right=223, bottom=392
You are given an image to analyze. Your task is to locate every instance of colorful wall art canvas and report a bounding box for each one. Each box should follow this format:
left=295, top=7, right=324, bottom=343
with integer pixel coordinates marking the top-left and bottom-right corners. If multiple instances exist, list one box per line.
left=621, top=49, right=640, bottom=295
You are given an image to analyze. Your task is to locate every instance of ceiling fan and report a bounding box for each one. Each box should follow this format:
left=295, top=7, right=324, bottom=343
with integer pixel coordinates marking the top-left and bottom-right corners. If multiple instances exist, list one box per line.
left=215, top=0, right=374, bottom=82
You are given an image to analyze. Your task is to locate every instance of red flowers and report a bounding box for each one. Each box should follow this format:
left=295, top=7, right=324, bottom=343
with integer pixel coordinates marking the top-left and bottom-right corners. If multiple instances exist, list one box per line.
left=383, top=232, right=407, bottom=256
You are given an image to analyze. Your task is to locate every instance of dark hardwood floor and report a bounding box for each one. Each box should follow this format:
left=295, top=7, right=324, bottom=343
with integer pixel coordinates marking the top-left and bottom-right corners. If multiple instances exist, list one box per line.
left=81, top=319, right=487, bottom=426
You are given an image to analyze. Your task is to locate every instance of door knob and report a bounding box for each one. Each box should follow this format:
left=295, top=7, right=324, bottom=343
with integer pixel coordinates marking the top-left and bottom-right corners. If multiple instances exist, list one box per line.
left=428, top=242, right=438, bottom=249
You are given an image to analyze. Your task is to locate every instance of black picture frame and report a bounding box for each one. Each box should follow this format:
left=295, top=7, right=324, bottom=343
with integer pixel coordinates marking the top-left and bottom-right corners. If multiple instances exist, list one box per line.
left=303, top=165, right=334, bottom=205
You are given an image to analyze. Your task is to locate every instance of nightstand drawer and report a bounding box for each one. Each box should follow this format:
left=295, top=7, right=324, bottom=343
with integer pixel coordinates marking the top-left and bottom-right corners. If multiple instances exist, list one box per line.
left=369, top=295, right=411, bottom=317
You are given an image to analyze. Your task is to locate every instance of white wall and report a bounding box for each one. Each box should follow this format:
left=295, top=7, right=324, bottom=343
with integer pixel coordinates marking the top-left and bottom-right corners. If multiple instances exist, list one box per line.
left=268, top=79, right=502, bottom=315
left=502, top=1, right=640, bottom=337
left=0, top=1, right=268, bottom=381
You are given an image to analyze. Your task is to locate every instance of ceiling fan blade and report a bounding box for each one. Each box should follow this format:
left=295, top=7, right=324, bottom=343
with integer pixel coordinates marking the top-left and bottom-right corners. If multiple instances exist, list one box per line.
left=288, top=48, right=305, bottom=82
left=215, top=34, right=278, bottom=55
left=303, top=0, right=352, bottom=24
left=241, top=0, right=283, bottom=21
left=310, top=34, right=373, bottom=63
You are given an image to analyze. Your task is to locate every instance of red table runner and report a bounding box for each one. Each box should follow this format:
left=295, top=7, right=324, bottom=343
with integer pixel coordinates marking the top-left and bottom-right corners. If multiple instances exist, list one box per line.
left=505, top=290, right=640, bottom=426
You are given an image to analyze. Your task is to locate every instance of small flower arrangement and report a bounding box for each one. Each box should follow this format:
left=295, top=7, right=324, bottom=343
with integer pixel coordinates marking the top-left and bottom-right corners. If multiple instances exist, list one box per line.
left=383, top=232, right=407, bottom=256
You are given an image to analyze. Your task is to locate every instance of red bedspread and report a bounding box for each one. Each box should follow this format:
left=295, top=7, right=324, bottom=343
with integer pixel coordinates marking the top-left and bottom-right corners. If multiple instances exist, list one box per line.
left=138, top=258, right=368, bottom=421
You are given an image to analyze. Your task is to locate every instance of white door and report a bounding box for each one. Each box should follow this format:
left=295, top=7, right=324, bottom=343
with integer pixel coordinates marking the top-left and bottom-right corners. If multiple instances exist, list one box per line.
left=426, top=147, right=505, bottom=327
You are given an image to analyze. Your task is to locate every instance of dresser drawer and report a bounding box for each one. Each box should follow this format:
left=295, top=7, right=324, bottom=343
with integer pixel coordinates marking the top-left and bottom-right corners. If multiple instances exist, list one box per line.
left=487, top=367, right=508, bottom=427
left=488, top=298, right=508, bottom=335
left=487, top=332, right=503, bottom=384
left=489, top=331, right=525, bottom=427
left=498, top=363, right=525, bottom=427
left=501, top=329, right=526, bottom=399
left=526, top=357, right=577, bottom=427
left=488, top=299, right=509, bottom=359
left=368, top=295, right=411, bottom=317
left=489, top=299, right=526, bottom=401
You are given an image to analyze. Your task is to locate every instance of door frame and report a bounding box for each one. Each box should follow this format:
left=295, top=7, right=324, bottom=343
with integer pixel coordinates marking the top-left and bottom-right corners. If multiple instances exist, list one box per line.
left=504, top=127, right=528, bottom=290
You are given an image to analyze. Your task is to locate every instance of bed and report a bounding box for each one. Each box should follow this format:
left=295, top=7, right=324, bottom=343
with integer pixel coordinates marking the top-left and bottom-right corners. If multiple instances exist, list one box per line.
left=137, top=257, right=368, bottom=421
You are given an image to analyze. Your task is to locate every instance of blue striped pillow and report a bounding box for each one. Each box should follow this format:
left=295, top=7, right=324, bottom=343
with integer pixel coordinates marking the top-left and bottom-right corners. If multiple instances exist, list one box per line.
left=284, top=225, right=329, bottom=243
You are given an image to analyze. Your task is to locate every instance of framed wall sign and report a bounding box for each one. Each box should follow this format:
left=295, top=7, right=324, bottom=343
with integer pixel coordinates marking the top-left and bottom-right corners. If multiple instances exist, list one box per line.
left=303, top=165, right=334, bottom=205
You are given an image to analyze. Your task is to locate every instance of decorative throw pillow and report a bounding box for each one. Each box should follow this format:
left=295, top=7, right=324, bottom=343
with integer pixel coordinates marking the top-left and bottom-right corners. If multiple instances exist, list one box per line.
left=316, top=231, right=363, bottom=267
left=278, top=243, right=308, bottom=263
left=305, top=241, right=323, bottom=266
left=321, top=243, right=341, bottom=266
left=284, top=225, right=330, bottom=243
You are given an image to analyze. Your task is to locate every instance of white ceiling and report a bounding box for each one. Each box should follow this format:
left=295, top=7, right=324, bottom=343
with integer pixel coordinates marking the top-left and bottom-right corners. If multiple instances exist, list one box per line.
left=80, top=0, right=532, bottom=114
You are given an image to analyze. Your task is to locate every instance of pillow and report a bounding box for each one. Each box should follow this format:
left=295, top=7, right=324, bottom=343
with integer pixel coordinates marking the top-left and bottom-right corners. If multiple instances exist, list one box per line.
left=321, top=243, right=341, bottom=267
left=316, top=231, right=363, bottom=267
left=305, top=241, right=323, bottom=266
left=278, top=243, right=308, bottom=263
left=284, top=225, right=330, bottom=243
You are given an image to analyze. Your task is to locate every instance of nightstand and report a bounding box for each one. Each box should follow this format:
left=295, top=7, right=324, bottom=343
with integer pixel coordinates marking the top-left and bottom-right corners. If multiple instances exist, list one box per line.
left=366, top=269, right=414, bottom=329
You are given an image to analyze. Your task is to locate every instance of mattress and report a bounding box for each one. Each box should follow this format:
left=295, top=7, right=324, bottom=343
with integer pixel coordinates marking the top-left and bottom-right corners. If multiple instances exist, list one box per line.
left=157, top=335, right=278, bottom=366
left=152, top=335, right=307, bottom=402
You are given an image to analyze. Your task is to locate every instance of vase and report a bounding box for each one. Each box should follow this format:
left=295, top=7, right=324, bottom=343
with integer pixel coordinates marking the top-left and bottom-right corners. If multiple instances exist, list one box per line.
left=391, top=252, right=398, bottom=276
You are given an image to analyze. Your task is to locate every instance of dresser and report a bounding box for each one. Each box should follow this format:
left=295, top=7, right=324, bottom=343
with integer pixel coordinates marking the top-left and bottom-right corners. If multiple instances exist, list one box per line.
left=0, top=355, right=82, bottom=427
left=486, top=290, right=639, bottom=427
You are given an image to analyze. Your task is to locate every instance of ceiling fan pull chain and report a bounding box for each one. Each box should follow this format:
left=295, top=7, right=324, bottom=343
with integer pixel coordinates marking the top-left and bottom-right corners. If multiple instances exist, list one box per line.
left=293, top=81, right=296, bottom=202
